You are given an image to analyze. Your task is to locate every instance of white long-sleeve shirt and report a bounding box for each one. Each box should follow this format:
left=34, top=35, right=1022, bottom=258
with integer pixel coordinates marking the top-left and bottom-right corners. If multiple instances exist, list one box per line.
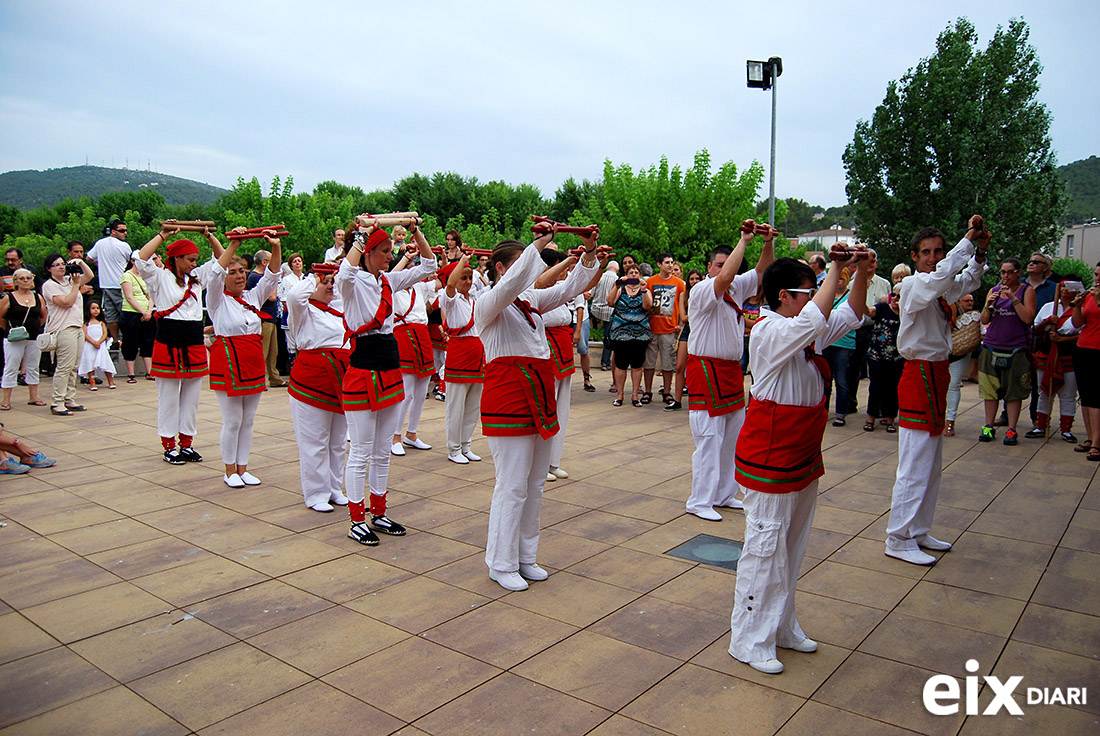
left=439, top=290, right=480, bottom=337
left=206, top=262, right=279, bottom=337
left=286, top=275, right=347, bottom=350
left=474, top=246, right=597, bottom=363
left=136, top=257, right=216, bottom=322
left=897, top=237, right=986, bottom=361
left=336, top=256, right=437, bottom=335
left=750, top=302, right=861, bottom=407
left=392, top=281, right=430, bottom=326
left=688, top=270, right=759, bottom=361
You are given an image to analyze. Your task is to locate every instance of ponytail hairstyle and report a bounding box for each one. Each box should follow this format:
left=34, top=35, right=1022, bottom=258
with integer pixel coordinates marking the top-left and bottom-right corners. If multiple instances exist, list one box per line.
left=488, top=240, right=526, bottom=285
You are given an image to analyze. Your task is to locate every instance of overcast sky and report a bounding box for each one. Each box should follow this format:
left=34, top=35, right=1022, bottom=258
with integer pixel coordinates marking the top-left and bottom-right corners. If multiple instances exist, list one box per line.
left=0, top=0, right=1095, bottom=208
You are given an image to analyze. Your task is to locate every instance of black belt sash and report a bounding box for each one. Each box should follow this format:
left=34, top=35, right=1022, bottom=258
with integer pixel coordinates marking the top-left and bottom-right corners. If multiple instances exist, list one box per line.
left=350, top=332, right=401, bottom=371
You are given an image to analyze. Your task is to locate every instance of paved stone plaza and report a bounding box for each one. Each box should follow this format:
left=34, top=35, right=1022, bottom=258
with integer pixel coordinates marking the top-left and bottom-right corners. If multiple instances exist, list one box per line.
left=1, top=373, right=1097, bottom=735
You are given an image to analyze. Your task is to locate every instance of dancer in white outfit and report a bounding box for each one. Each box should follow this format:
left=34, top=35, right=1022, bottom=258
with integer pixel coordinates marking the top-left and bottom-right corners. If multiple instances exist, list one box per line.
left=729, top=250, right=869, bottom=674
left=206, top=228, right=281, bottom=488
left=390, top=256, right=435, bottom=456
left=685, top=221, right=774, bottom=520
left=438, top=256, right=486, bottom=464
left=287, top=262, right=351, bottom=511
left=478, top=226, right=601, bottom=591
left=337, top=217, right=436, bottom=546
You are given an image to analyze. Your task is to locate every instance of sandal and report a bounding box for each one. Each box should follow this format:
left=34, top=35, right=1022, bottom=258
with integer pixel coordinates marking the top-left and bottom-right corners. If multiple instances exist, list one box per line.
left=1075, top=440, right=1092, bottom=453
left=583, top=373, right=595, bottom=392
left=863, top=421, right=875, bottom=432
left=127, top=375, right=137, bottom=384
left=640, top=392, right=652, bottom=405
left=632, top=398, right=642, bottom=407
left=944, top=420, right=955, bottom=437
left=832, top=416, right=846, bottom=427
left=886, top=423, right=897, bottom=433
left=612, top=398, right=623, bottom=407
left=0, top=404, right=9, bottom=411
left=609, top=384, right=617, bottom=393
left=145, top=375, right=156, bottom=381
left=26, top=400, right=46, bottom=406
left=51, top=407, right=73, bottom=416
left=1088, top=447, right=1100, bottom=462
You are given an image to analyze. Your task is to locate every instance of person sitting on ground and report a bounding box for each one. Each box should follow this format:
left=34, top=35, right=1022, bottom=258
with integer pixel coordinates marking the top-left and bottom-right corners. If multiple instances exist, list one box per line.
left=0, top=424, right=56, bottom=474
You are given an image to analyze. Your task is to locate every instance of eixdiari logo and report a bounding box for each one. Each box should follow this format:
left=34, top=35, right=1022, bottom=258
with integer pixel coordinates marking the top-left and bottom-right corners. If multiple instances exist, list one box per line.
left=923, top=659, right=1089, bottom=716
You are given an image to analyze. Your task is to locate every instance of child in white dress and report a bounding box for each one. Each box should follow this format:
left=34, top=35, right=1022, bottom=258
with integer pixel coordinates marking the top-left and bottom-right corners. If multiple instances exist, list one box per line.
left=80, top=301, right=116, bottom=389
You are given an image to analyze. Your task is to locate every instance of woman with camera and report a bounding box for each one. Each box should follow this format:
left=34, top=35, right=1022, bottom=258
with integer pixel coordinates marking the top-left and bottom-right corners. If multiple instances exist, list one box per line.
left=0, top=269, right=47, bottom=409
left=42, top=253, right=94, bottom=416
left=607, top=263, right=652, bottom=406
left=978, top=257, right=1036, bottom=445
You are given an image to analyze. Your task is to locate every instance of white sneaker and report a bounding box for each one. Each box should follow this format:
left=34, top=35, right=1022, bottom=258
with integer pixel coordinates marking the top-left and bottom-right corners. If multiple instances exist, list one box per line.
left=224, top=473, right=245, bottom=488
left=748, top=658, right=784, bottom=674
left=391, top=442, right=406, bottom=456
left=330, top=492, right=349, bottom=506
left=718, top=497, right=745, bottom=510
left=403, top=436, right=432, bottom=450
left=916, top=534, right=953, bottom=551
left=519, top=563, right=549, bottom=581
left=546, top=472, right=557, bottom=482
left=448, top=452, right=469, bottom=465
left=689, top=508, right=722, bottom=521
left=310, top=502, right=335, bottom=512
left=548, top=466, right=569, bottom=479
left=489, top=569, right=528, bottom=591
left=885, top=547, right=937, bottom=566
left=782, top=638, right=818, bottom=653
left=239, top=472, right=261, bottom=486
left=462, top=449, right=482, bottom=462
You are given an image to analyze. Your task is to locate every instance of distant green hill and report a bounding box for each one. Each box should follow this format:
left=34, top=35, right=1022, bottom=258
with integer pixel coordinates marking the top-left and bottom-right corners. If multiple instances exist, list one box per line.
left=1059, top=156, right=1100, bottom=225
left=0, top=165, right=226, bottom=210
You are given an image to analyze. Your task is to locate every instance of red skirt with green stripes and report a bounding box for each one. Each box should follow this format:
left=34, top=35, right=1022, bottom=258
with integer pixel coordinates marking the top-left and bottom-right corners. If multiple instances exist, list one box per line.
left=289, top=347, right=349, bottom=413
left=341, top=367, right=405, bottom=412
left=545, top=325, right=576, bottom=379
left=480, top=356, right=558, bottom=439
left=394, top=323, right=434, bottom=378
left=208, top=334, right=266, bottom=396
left=444, top=335, right=485, bottom=383
left=735, top=395, right=827, bottom=494
left=897, top=359, right=949, bottom=437
left=686, top=355, right=745, bottom=416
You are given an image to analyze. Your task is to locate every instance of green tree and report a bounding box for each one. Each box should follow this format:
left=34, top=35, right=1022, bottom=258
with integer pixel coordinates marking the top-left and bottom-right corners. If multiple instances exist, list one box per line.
left=843, top=18, right=1066, bottom=268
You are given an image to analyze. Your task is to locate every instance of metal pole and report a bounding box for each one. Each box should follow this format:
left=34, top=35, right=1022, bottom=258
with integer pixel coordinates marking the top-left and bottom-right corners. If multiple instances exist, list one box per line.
left=768, top=61, right=777, bottom=226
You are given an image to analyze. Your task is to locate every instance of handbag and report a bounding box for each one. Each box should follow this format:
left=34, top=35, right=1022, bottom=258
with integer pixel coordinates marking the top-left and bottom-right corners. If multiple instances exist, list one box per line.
left=36, top=331, right=57, bottom=352
left=951, top=310, right=981, bottom=357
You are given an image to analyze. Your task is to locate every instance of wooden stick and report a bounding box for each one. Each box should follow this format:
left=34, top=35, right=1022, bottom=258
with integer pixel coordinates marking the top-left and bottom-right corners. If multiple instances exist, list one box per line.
left=159, top=219, right=216, bottom=232
left=529, top=216, right=599, bottom=237
left=226, top=231, right=290, bottom=240
left=828, top=245, right=872, bottom=261
left=356, top=216, right=423, bottom=228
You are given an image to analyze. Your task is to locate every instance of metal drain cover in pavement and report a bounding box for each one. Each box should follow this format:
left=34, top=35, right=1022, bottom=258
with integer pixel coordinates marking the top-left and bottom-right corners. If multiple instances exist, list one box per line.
left=666, top=534, right=744, bottom=571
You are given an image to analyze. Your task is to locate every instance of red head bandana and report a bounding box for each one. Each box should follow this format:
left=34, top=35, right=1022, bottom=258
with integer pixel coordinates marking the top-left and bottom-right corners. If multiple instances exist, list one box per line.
left=166, top=239, right=199, bottom=261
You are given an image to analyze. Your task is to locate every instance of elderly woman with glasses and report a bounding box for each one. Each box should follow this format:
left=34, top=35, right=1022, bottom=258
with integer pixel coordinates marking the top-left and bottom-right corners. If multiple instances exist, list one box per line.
left=0, top=269, right=47, bottom=409
left=977, top=258, right=1036, bottom=445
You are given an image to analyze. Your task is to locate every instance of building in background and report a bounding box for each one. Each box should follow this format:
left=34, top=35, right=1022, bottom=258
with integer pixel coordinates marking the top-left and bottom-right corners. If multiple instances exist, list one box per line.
left=1055, top=221, right=1100, bottom=267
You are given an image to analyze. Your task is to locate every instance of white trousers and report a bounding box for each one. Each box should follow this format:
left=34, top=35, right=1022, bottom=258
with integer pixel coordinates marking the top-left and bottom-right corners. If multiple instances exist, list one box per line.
left=687, top=408, right=745, bottom=514
left=215, top=392, right=262, bottom=465
left=290, top=397, right=348, bottom=507
left=157, top=377, right=201, bottom=438
left=445, top=381, right=483, bottom=454
left=433, top=348, right=446, bottom=375
left=395, top=373, right=430, bottom=436
left=729, top=482, right=816, bottom=663
left=886, top=427, right=942, bottom=551
left=1036, top=368, right=1077, bottom=420
left=345, top=403, right=401, bottom=504
left=548, top=375, right=572, bottom=468
left=2, top=338, right=40, bottom=388
left=485, top=434, right=553, bottom=572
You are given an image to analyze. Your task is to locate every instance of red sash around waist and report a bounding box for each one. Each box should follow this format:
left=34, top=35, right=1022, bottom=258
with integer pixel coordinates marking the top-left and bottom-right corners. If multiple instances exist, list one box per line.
left=686, top=355, right=745, bottom=416
left=289, top=347, right=350, bottom=412
left=427, top=322, right=446, bottom=350
left=444, top=335, right=486, bottom=383
left=394, top=323, right=434, bottom=378
left=735, top=395, right=828, bottom=494
left=481, top=356, right=558, bottom=439
left=341, top=366, right=405, bottom=412
left=897, top=359, right=949, bottom=436
left=545, top=325, right=576, bottom=378
left=151, top=341, right=209, bottom=379
left=208, top=334, right=266, bottom=395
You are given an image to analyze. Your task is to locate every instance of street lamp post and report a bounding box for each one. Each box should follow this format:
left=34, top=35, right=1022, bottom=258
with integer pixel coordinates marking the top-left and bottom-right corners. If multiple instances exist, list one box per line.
left=746, top=57, right=783, bottom=226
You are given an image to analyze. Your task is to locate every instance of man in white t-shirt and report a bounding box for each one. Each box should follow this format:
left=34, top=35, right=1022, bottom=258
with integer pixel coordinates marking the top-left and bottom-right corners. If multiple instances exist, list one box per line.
left=324, top=228, right=345, bottom=262
left=88, top=218, right=133, bottom=343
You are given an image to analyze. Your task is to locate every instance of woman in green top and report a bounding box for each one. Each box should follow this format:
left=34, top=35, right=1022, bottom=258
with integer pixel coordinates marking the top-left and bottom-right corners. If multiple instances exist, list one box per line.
left=119, top=252, right=158, bottom=382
